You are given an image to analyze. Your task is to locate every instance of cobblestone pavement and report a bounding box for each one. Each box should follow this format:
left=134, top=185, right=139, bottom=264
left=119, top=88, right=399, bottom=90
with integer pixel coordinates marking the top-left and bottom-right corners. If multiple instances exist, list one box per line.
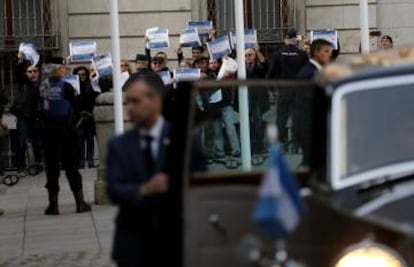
left=0, top=168, right=117, bottom=266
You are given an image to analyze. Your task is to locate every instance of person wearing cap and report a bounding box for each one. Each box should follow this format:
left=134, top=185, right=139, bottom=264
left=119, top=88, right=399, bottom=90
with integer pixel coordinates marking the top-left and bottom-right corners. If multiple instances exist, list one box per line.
left=380, top=35, right=393, bottom=50
left=39, top=61, right=91, bottom=215
left=135, top=54, right=149, bottom=73
left=267, top=29, right=308, bottom=150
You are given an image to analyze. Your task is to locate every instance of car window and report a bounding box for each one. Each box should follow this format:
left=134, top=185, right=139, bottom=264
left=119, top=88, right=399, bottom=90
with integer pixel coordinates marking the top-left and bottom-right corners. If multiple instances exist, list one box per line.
left=186, top=79, right=319, bottom=180
left=331, top=76, right=414, bottom=190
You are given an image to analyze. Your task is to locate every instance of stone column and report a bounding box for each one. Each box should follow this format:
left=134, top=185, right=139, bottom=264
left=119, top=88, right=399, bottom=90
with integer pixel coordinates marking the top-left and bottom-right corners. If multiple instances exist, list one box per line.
left=93, top=92, right=130, bottom=204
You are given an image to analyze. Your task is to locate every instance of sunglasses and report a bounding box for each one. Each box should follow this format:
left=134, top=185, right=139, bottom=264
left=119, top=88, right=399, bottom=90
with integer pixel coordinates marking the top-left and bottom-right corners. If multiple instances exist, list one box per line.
left=78, top=73, right=87, bottom=76
left=152, top=61, right=162, bottom=65
left=245, top=53, right=254, bottom=57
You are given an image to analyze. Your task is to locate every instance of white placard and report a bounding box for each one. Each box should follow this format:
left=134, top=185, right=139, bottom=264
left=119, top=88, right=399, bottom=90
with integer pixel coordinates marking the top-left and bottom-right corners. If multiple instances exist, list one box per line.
left=310, top=30, right=338, bottom=50
left=69, top=41, right=97, bottom=62
left=158, top=70, right=171, bottom=85
left=229, top=29, right=258, bottom=49
left=19, top=43, right=40, bottom=66
left=92, top=53, right=113, bottom=78
left=146, top=27, right=170, bottom=49
left=188, top=21, right=212, bottom=38
left=217, top=57, right=238, bottom=80
left=179, top=28, right=202, bottom=47
left=173, top=68, right=201, bottom=82
left=206, top=35, right=232, bottom=60
left=63, top=75, right=80, bottom=95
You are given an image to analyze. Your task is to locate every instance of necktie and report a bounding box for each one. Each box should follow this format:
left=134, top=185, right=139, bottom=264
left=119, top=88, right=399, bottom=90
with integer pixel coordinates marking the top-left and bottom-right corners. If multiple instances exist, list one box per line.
left=143, top=135, right=155, bottom=176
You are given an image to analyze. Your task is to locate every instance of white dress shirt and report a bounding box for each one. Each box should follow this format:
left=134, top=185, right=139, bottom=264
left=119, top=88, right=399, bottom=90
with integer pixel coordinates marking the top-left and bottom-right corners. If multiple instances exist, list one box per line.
left=309, top=58, right=323, bottom=71
left=139, top=116, right=164, bottom=160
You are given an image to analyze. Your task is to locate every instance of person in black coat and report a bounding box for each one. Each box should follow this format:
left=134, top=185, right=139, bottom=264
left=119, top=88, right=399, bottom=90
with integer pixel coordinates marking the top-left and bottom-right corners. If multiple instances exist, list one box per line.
left=73, top=66, right=100, bottom=168
left=39, top=61, right=91, bottom=215
left=267, top=30, right=308, bottom=147
left=245, top=46, right=270, bottom=155
left=13, top=55, right=43, bottom=171
left=293, top=39, right=333, bottom=170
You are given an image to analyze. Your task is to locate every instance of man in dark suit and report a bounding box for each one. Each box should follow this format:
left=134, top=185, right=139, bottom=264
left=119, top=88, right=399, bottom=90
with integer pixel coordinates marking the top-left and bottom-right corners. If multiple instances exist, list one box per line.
left=293, top=39, right=333, bottom=171
left=106, top=72, right=173, bottom=267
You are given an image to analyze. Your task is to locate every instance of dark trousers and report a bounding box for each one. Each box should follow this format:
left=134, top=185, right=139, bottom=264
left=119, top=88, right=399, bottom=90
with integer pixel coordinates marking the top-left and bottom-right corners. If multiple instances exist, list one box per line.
left=276, top=91, right=295, bottom=144
left=77, top=125, right=95, bottom=166
left=16, top=118, right=43, bottom=169
left=250, top=102, right=266, bottom=154
left=41, top=119, right=82, bottom=193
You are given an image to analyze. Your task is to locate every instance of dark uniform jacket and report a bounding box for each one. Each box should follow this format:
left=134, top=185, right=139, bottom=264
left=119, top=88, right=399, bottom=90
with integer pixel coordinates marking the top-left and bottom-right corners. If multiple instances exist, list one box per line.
left=267, top=44, right=308, bottom=79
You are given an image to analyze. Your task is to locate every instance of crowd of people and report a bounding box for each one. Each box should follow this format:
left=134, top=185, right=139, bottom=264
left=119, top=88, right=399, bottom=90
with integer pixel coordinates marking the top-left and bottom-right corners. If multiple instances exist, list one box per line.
left=0, top=27, right=395, bottom=186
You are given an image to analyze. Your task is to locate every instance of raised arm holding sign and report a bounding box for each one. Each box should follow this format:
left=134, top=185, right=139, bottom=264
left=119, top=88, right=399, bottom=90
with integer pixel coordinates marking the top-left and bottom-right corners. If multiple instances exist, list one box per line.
left=19, top=43, right=40, bottom=66
left=146, top=27, right=170, bottom=49
left=206, top=35, right=232, bottom=60
left=69, top=41, right=97, bottom=62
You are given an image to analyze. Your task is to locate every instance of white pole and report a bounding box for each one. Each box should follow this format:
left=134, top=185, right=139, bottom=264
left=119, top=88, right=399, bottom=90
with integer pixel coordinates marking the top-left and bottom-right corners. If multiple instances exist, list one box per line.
left=110, top=0, right=124, bottom=134
left=234, top=0, right=252, bottom=171
left=360, top=0, right=370, bottom=54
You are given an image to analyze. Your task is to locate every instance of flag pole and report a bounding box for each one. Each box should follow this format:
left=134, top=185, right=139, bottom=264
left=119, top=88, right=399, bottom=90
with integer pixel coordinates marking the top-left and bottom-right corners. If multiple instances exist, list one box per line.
left=110, top=0, right=124, bottom=134
left=360, top=0, right=370, bottom=54
left=234, top=0, right=252, bottom=171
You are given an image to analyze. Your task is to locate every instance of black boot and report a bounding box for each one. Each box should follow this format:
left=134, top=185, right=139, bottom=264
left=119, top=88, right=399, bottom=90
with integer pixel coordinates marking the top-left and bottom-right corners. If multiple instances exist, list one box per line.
left=44, top=192, right=59, bottom=215
left=73, top=190, right=91, bottom=213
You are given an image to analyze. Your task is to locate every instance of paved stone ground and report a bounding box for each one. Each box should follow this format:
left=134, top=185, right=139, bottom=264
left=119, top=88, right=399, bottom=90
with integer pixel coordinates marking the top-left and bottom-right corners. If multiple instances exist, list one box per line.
left=0, top=168, right=117, bottom=266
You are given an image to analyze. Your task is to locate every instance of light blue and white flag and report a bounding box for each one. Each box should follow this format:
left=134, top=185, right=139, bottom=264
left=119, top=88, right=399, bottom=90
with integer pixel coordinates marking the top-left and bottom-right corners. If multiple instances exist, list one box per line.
left=146, top=27, right=170, bottom=49
left=310, top=29, right=338, bottom=50
left=63, top=75, right=80, bottom=95
left=188, top=21, right=212, bottom=38
left=92, top=53, right=112, bottom=78
left=19, top=43, right=40, bottom=66
left=229, top=29, right=258, bottom=49
left=157, top=70, right=171, bottom=86
left=252, top=145, right=305, bottom=239
left=173, top=68, right=200, bottom=82
left=179, top=28, right=202, bottom=47
left=206, top=35, right=232, bottom=60
left=69, top=41, right=97, bottom=62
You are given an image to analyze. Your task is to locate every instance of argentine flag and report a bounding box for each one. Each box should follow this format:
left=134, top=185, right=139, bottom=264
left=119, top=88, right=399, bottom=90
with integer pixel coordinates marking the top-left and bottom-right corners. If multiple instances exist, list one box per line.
left=252, top=145, right=305, bottom=239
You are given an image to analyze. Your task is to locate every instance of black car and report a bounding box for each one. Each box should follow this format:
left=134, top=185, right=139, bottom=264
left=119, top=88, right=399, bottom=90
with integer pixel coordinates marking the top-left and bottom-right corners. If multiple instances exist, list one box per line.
left=181, top=52, right=414, bottom=267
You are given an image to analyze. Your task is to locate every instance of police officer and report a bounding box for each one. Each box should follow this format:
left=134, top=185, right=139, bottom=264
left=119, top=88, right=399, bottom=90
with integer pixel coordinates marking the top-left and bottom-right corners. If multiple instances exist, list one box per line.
left=39, top=58, right=91, bottom=215
left=267, top=29, right=308, bottom=149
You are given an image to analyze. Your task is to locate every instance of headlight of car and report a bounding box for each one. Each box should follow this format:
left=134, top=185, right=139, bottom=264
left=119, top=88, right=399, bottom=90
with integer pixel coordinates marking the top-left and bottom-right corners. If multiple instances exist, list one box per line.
left=334, top=240, right=407, bottom=267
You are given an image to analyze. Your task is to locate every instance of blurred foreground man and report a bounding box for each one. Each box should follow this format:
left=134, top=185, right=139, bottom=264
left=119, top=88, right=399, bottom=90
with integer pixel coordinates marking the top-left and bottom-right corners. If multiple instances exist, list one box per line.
left=106, top=72, right=173, bottom=267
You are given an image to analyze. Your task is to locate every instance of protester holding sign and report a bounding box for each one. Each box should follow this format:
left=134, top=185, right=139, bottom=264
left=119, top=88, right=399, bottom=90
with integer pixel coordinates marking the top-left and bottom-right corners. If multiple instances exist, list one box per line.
left=73, top=66, right=100, bottom=169
left=208, top=57, right=241, bottom=160
left=13, top=53, right=43, bottom=172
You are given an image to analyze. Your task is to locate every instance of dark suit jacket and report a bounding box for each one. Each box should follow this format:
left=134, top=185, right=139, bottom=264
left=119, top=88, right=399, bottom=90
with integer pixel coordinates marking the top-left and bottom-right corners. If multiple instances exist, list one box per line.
left=106, top=123, right=171, bottom=266
left=293, top=61, right=318, bottom=138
